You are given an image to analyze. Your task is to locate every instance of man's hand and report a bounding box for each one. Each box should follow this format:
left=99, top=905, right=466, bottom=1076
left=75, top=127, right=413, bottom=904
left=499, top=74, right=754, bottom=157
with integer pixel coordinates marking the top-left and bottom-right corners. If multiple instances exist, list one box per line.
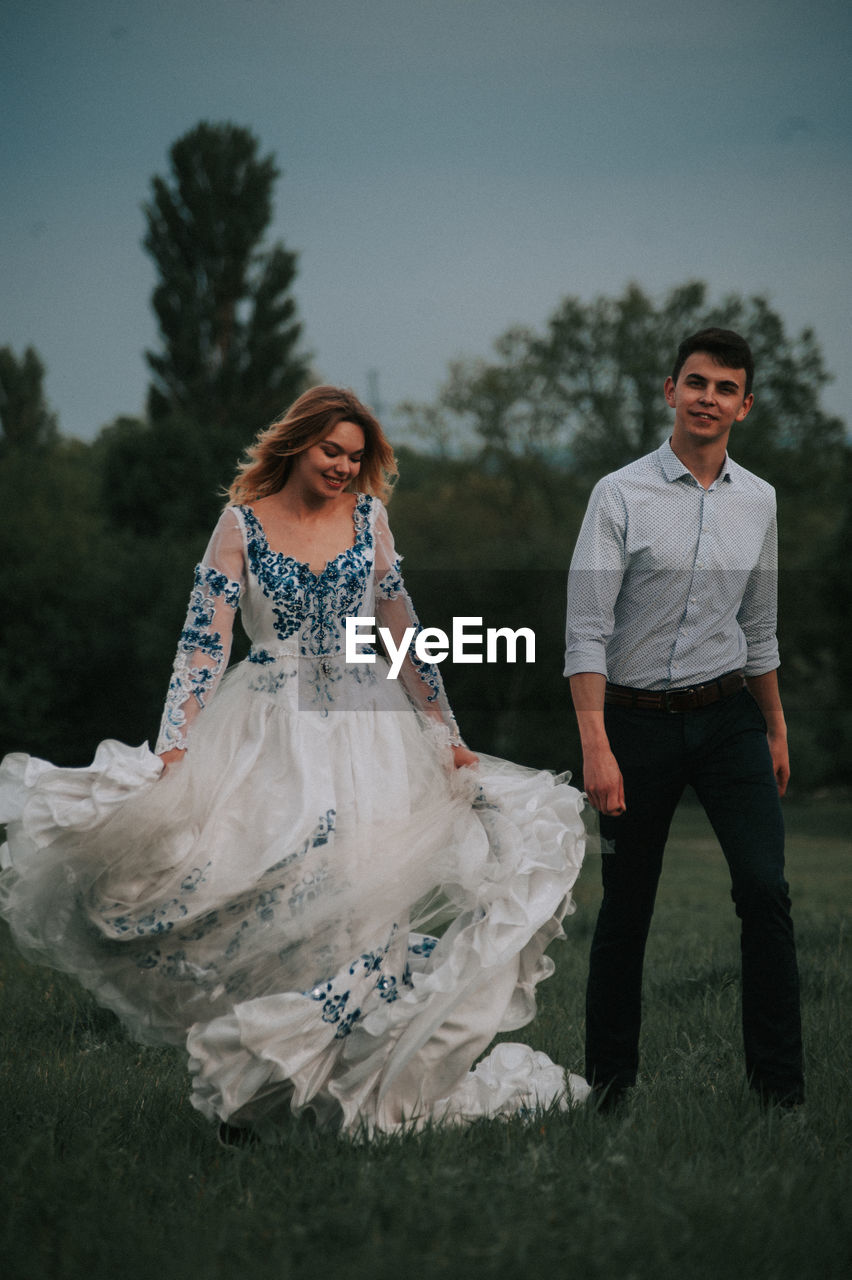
left=569, top=672, right=626, bottom=816
left=767, top=731, right=790, bottom=797
left=581, top=743, right=627, bottom=816
left=746, top=670, right=790, bottom=797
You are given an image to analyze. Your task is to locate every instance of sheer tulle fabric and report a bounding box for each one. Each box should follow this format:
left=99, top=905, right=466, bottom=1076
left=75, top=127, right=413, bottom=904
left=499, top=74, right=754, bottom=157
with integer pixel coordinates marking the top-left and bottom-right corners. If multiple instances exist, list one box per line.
left=0, top=496, right=588, bottom=1134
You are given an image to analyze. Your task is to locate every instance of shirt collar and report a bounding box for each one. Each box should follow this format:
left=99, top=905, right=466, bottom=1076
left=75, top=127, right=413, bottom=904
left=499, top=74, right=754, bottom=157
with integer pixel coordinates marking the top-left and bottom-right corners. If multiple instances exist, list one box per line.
left=657, top=437, right=733, bottom=486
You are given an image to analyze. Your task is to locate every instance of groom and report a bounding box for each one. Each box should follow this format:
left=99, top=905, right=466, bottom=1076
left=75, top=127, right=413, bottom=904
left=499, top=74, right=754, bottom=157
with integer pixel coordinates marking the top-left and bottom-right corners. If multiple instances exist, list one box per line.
left=564, top=327, right=804, bottom=1110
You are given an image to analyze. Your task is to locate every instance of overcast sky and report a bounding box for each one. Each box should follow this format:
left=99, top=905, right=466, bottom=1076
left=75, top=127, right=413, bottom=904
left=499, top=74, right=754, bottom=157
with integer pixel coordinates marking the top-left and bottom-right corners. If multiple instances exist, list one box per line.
left=3, top=0, right=850, bottom=442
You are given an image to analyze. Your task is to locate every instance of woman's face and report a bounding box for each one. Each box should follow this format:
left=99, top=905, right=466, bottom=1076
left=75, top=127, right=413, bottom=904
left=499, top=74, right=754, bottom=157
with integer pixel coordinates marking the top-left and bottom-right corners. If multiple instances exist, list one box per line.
left=290, top=420, right=366, bottom=499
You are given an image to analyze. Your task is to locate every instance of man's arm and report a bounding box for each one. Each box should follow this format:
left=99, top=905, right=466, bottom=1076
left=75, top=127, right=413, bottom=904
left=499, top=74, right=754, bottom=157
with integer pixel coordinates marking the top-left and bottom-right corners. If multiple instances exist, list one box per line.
left=746, top=669, right=790, bottom=796
left=569, top=672, right=626, bottom=816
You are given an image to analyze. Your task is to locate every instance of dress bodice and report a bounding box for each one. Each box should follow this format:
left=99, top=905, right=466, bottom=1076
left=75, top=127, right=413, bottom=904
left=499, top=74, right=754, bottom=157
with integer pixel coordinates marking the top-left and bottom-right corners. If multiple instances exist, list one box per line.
left=235, top=494, right=379, bottom=658
left=156, top=494, right=458, bottom=753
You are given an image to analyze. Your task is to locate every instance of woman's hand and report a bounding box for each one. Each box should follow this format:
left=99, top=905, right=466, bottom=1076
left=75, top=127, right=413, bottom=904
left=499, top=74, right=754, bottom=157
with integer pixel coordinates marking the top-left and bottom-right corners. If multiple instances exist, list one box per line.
left=451, top=743, right=479, bottom=769
left=157, top=747, right=186, bottom=774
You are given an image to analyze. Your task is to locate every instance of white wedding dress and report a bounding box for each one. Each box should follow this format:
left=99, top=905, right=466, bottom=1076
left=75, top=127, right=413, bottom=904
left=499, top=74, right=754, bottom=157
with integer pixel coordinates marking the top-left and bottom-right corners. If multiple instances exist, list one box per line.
left=0, top=495, right=588, bottom=1136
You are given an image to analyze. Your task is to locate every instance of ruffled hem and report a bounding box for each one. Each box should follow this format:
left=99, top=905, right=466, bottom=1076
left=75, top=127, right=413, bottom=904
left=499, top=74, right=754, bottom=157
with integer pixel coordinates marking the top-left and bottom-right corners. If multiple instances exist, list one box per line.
left=434, top=1042, right=592, bottom=1124
left=186, top=757, right=587, bottom=1136
left=0, top=740, right=162, bottom=865
left=0, top=730, right=588, bottom=1135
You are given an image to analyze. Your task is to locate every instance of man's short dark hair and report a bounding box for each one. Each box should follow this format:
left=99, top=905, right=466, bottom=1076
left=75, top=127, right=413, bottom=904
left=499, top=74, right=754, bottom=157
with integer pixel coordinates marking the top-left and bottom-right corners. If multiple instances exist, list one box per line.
left=672, top=328, right=754, bottom=396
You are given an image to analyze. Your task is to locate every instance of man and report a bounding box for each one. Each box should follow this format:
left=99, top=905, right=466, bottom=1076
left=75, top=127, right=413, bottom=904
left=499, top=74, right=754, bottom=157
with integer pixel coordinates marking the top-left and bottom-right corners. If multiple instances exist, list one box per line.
left=564, top=327, right=804, bottom=1110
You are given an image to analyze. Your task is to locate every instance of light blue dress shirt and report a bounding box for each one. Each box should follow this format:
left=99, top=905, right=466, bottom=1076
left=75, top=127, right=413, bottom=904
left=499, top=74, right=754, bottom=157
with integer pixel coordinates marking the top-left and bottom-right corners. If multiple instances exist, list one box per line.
left=564, top=439, right=779, bottom=689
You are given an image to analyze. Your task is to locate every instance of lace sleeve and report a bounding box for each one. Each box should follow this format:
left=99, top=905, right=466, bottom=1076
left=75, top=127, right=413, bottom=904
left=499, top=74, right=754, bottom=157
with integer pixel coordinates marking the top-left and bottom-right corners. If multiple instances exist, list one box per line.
left=373, top=501, right=463, bottom=746
left=155, top=508, right=246, bottom=753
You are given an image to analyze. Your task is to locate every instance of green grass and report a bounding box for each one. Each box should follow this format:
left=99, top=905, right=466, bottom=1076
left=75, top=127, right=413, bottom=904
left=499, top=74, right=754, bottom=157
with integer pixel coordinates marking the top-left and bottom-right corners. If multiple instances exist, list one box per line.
left=1, top=801, right=849, bottom=1280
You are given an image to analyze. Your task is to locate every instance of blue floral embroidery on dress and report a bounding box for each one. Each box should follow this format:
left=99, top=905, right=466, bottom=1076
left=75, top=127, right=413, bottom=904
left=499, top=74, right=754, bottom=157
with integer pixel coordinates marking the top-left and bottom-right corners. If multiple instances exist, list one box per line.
left=407, top=630, right=442, bottom=704
left=225, top=968, right=250, bottom=996
left=335, top=1007, right=363, bottom=1038
left=93, top=810, right=341, bottom=1008
left=158, top=563, right=242, bottom=751
left=180, top=863, right=211, bottom=893
left=304, top=983, right=362, bottom=1038
left=374, top=553, right=442, bottom=704
left=349, top=947, right=385, bottom=976
left=238, top=497, right=377, bottom=714
left=97, top=861, right=212, bottom=940
left=402, top=933, right=439, bottom=988
left=472, top=788, right=500, bottom=812
left=247, top=649, right=275, bottom=665
left=409, top=936, right=438, bottom=958
left=101, top=897, right=187, bottom=937
left=375, top=558, right=404, bottom=600
left=203, top=568, right=241, bottom=611
left=311, top=810, right=335, bottom=846
left=255, top=890, right=281, bottom=923
left=303, top=925, right=401, bottom=1036
left=288, top=865, right=331, bottom=914
left=319, top=990, right=348, bottom=1023
left=176, top=909, right=220, bottom=943
left=246, top=665, right=298, bottom=695
left=267, top=810, right=336, bottom=873
left=374, top=554, right=442, bottom=705
left=225, top=921, right=250, bottom=958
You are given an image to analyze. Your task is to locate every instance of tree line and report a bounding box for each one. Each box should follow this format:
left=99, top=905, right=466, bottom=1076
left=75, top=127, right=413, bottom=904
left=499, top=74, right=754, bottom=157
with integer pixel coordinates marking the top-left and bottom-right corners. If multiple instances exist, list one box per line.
left=1, top=122, right=849, bottom=791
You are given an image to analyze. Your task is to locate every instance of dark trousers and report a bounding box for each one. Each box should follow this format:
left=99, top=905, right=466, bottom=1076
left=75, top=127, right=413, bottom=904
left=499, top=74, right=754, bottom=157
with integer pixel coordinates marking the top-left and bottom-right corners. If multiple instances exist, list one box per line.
left=585, top=688, right=804, bottom=1101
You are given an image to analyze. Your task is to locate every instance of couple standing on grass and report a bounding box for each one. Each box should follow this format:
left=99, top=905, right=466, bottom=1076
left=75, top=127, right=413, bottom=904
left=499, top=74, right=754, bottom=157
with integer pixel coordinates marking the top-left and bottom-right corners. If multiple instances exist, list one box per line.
left=0, top=326, right=804, bottom=1140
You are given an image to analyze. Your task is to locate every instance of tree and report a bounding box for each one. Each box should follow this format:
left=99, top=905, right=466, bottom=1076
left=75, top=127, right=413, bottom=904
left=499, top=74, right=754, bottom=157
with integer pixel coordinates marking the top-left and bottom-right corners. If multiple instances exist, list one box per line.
left=77, top=121, right=313, bottom=757
left=395, top=283, right=849, bottom=788
left=98, top=122, right=312, bottom=541
left=407, top=282, right=846, bottom=484
left=0, top=345, right=58, bottom=454
left=143, top=120, right=309, bottom=444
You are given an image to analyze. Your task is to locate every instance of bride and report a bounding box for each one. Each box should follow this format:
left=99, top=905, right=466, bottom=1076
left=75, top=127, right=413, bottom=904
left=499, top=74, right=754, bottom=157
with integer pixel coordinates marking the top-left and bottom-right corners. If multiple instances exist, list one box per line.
left=0, top=386, right=588, bottom=1139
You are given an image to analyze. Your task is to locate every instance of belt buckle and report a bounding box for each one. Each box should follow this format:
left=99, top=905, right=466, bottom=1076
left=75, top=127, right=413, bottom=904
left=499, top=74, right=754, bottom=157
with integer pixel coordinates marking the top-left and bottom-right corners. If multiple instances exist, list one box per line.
left=665, top=686, right=693, bottom=712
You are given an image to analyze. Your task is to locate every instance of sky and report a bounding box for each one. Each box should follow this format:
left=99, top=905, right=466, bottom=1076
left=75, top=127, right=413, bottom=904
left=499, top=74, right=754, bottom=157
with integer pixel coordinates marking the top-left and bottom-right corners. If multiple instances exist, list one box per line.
left=2, top=0, right=851, bottom=443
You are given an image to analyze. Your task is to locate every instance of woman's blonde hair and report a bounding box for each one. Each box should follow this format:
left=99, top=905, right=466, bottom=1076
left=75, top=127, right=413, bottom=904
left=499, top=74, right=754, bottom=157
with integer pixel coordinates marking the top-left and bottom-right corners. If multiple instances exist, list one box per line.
left=228, top=386, right=397, bottom=505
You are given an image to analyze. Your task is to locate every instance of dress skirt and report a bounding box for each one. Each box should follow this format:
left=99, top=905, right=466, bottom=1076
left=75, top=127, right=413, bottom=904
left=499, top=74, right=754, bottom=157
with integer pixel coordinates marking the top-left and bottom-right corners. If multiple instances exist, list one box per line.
left=0, top=650, right=588, bottom=1136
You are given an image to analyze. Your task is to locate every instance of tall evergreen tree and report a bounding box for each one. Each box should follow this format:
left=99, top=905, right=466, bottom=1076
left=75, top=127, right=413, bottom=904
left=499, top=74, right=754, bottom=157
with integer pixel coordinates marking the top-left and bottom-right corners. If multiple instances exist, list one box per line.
left=143, top=120, right=309, bottom=443
left=89, top=123, right=311, bottom=749
left=100, top=123, right=310, bottom=538
left=0, top=345, right=58, bottom=454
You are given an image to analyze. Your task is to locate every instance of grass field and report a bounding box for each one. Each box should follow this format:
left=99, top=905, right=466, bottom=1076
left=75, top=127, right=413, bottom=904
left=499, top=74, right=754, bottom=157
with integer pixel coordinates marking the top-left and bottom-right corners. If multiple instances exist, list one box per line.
left=1, top=800, right=849, bottom=1280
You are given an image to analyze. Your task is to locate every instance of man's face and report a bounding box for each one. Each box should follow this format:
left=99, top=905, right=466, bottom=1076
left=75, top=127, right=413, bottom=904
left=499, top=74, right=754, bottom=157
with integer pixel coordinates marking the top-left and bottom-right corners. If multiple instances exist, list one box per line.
left=664, top=352, right=753, bottom=448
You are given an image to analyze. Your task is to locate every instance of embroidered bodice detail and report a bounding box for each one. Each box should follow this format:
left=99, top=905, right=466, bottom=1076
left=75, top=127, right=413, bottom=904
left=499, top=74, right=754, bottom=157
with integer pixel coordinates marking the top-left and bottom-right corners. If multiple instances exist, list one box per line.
left=240, top=494, right=373, bottom=657
left=155, top=494, right=460, bottom=752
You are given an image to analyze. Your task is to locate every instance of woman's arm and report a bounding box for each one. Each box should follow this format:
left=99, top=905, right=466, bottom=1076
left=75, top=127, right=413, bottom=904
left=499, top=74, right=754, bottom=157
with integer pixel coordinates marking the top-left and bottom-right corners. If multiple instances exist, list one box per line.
left=373, top=502, right=477, bottom=768
left=156, top=509, right=246, bottom=760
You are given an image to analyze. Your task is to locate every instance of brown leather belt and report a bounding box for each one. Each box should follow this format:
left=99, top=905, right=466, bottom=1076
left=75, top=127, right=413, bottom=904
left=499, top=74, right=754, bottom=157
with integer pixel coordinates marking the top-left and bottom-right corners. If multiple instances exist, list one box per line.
left=604, top=671, right=746, bottom=713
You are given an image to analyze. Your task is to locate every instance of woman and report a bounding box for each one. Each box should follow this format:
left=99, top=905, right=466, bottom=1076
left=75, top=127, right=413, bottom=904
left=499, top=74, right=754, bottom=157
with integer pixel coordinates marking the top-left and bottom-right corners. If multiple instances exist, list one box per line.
left=0, top=386, right=588, bottom=1139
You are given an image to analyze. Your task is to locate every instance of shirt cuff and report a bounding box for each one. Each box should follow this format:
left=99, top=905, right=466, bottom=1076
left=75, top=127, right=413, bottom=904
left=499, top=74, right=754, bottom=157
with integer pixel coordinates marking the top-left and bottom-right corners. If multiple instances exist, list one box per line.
left=563, top=645, right=609, bottom=679
left=743, top=637, right=780, bottom=677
